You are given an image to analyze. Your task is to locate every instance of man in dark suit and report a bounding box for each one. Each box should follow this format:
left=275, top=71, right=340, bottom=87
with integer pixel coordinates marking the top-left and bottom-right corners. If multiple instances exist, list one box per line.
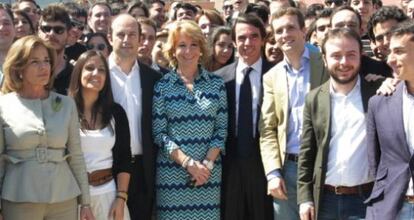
left=108, top=14, right=161, bottom=220
left=365, top=23, right=414, bottom=220
left=298, top=28, right=381, bottom=220
left=215, top=14, right=274, bottom=220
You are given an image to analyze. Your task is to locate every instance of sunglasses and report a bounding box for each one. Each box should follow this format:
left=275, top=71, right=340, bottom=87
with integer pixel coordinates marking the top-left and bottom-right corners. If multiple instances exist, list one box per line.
left=86, top=43, right=107, bottom=51
left=71, top=20, right=85, bottom=31
left=40, top=25, right=66, bottom=35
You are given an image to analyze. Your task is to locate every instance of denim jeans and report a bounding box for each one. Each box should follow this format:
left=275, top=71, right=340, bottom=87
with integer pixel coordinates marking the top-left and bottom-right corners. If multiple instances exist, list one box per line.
left=398, top=201, right=414, bottom=220
left=318, top=189, right=369, bottom=220
left=273, top=160, right=300, bottom=220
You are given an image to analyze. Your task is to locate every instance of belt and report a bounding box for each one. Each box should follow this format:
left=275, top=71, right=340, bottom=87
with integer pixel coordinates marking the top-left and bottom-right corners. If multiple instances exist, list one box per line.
left=88, top=168, right=113, bottom=186
left=4, top=147, right=69, bottom=164
left=324, top=182, right=374, bottom=195
left=286, top=153, right=298, bottom=163
left=406, top=195, right=414, bottom=203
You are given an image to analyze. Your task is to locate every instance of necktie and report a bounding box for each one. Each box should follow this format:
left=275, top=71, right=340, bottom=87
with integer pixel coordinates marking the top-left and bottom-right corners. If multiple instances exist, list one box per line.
left=237, top=67, right=254, bottom=157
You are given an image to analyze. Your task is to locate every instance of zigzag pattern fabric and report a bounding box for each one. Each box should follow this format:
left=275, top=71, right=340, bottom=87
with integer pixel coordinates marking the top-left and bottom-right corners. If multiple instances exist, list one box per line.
left=153, top=68, right=228, bottom=219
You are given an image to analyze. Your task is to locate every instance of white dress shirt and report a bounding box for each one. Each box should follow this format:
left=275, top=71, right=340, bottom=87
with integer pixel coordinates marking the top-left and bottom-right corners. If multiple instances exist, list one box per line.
left=403, top=83, right=414, bottom=196
left=108, top=53, right=143, bottom=155
left=235, top=57, right=262, bottom=137
left=325, top=77, right=372, bottom=186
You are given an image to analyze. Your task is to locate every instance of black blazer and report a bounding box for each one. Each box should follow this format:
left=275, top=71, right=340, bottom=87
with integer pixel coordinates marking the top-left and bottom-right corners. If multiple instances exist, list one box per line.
left=138, top=61, right=162, bottom=197
left=111, top=103, right=133, bottom=176
left=214, top=58, right=274, bottom=158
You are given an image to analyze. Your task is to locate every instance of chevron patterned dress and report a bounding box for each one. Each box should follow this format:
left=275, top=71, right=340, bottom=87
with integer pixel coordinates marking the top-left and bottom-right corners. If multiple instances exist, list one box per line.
left=152, top=68, right=228, bottom=219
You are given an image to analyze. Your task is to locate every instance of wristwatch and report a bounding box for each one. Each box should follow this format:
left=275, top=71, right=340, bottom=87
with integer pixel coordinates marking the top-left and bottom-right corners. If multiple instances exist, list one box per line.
left=202, top=159, right=214, bottom=171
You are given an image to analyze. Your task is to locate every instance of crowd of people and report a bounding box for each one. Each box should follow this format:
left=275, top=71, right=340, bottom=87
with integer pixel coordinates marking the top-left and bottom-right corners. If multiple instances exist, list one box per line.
left=0, top=0, right=414, bottom=219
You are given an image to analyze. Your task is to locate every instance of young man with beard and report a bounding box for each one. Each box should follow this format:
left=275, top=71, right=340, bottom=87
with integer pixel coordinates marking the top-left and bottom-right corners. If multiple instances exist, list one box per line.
left=37, top=4, right=72, bottom=95
left=297, top=28, right=381, bottom=220
left=365, top=23, right=414, bottom=220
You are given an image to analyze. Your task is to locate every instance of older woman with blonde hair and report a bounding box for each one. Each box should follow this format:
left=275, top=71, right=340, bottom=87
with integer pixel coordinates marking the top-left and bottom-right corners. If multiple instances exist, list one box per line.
left=0, top=36, right=94, bottom=220
left=152, top=20, right=228, bottom=219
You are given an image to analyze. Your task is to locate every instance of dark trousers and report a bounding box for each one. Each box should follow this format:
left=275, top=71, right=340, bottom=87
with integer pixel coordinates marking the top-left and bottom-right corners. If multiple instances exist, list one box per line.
left=222, top=157, right=273, bottom=220
left=127, top=155, right=153, bottom=220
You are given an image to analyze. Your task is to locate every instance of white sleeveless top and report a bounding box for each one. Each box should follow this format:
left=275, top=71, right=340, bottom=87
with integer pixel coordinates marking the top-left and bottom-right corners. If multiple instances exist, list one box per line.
left=80, top=124, right=116, bottom=195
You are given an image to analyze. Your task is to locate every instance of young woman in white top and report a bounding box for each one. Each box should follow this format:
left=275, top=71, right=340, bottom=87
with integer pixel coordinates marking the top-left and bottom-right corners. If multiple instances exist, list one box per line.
left=69, top=50, right=133, bottom=220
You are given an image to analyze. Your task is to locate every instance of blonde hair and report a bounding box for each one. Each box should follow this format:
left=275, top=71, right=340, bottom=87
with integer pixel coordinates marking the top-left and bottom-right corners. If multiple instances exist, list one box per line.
left=1, top=36, right=56, bottom=94
left=163, top=20, right=210, bottom=68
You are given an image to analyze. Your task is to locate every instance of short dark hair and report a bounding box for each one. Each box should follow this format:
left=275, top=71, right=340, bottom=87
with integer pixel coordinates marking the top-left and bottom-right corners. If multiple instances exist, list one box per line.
left=173, top=2, right=197, bottom=20
left=127, top=1, right=149, bottom=17
left=137, top=17, right=157, bottom=33
left=150, top=0, right=165, bottom=7
left=271, top=7, right=305, bottom=29
left=346, top=0, right=377, bottom=5
left=61, top=2, right=87, bottom=18
left=40, top=4, right=71, bottom=29
left=317, top=8, right=333, bottom=20
left=244, top=3, right=270, bottom=25
left=330, top=5, right=362, bottom=28
left=89, top=2, right=112, bottom=16
left=232, top=13, right=266, bottom=42
left=321, top=28, right=362, bottom=55
left=305, top=3, right=324, bottom=19
left=390, top=22, right=414, bottom=42
left=367, top=6, right=408, bottom=42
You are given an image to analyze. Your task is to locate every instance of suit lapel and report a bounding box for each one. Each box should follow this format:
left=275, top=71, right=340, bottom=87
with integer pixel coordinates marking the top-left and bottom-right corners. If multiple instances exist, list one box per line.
left=359, top=76, right=379, bottom=112
left=387, top=84, right=411, bottom=157
left=309, top=51, right=325, bottom=90
left=317, top=82, right=331, bottom=157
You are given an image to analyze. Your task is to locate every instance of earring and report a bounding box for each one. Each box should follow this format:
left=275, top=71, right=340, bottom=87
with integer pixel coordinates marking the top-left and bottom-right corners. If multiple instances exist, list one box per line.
left=19, top=74, right=23, bottom=79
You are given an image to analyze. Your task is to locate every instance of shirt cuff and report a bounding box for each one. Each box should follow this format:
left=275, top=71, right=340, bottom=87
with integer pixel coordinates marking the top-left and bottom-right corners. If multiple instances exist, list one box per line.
left=266, top=169, right=282, bottom=181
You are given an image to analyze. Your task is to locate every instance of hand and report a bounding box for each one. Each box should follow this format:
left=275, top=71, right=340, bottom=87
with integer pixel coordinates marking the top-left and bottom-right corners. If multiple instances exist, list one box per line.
left=376, top=77, right=400, bottom=96
left=187, top=160, right=211, bottom=186
left=299, top=203, right=315, bottom=220
left=80, top=206, right=95, bottom=220
left=364, top=73, right=385, bottom=82
left=109, top=198, right=126, bottom=220
left=267, top=177, right=288, bottom=200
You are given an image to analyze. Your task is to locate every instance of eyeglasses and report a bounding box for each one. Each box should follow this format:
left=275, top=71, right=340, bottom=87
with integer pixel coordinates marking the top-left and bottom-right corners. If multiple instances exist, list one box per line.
left=316, top=25, right=330, bottom=32
left=223, top=5, right=233, bottom=10
left=71, top=20, right=85, bottom=31
left=86, top=43, right=107, bottom=51
left=40, top=25, right=66, bottom=35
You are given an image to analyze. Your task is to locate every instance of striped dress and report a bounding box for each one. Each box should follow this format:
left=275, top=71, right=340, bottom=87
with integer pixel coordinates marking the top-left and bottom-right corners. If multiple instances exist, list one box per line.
left=152, top=68, right=228, bottom=219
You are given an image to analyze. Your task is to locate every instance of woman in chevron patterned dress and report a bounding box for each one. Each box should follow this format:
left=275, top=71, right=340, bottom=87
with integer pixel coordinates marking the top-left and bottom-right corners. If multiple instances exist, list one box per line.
left=152, top=20, right=228, bottom=219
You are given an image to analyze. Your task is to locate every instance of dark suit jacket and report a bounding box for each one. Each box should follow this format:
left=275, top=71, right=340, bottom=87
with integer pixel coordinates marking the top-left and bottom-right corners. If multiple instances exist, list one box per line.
left=297, top=77, right=381, bottom=219
left=360, top=55, right=392, bottom=78
left=136, top=61, right=162, bottom=199
left=214, top=58, right=274, bottom=158
left=365, top=83, right=413, bottom=220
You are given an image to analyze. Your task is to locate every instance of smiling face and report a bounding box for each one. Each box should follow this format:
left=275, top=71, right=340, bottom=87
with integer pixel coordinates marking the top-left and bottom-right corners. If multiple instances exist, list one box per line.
left=234, top=22, right=263, bottom=65
left=272, top=14, right=306, bottom=57
left=265, top=37, right=283, bottom=64
left=88, top=5, right=111, bottom=34
left=81, top=55, right=107, bottom=93
left=373, top=19, right=398, bottom=61
left=214, top=33, right=233, bottom=65
left=324, top=36, right=361, bottom=85
left=21, top=45, right=51, bottom=90
left=174, top=32, right=201, bottom=68
left=387, top=34, right=414, bottom=82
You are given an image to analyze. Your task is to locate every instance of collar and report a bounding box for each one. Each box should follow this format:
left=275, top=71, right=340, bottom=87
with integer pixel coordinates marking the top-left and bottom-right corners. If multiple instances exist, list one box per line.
left=329, top=75, right=361, bottom=97
left=282, top=46, right=310, bottom=72
left=108, top=53, right=139, bottom=75
left=171, top=65, right=210, bottom=84
left=237, top=57, right=262, bottom=75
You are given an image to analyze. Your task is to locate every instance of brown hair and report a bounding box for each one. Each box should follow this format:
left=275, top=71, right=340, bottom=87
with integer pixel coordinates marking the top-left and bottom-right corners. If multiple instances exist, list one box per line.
left=2, top=35, right=56, bottom=94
